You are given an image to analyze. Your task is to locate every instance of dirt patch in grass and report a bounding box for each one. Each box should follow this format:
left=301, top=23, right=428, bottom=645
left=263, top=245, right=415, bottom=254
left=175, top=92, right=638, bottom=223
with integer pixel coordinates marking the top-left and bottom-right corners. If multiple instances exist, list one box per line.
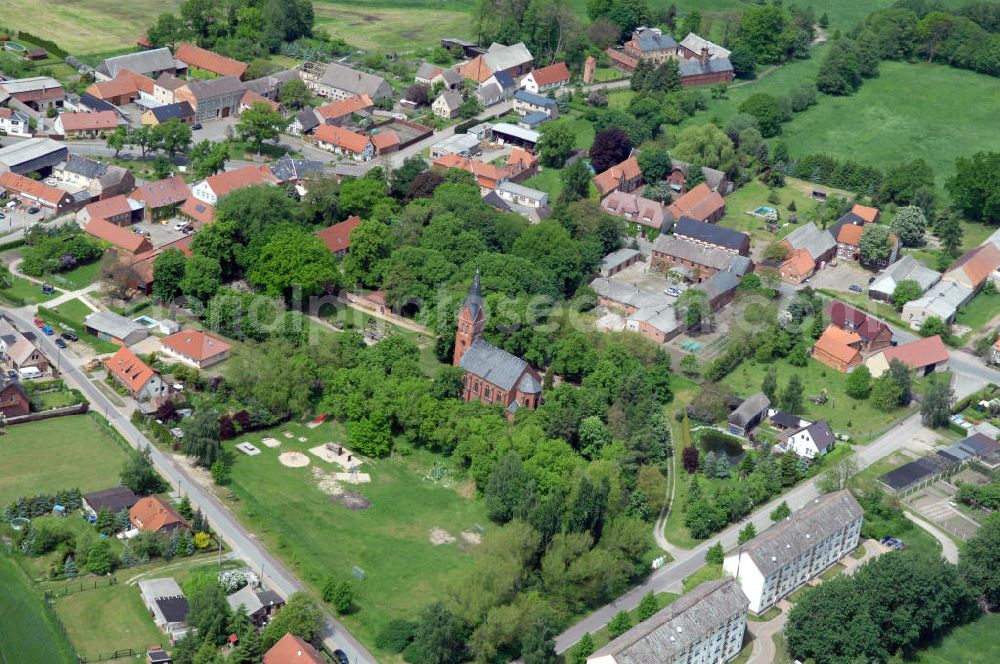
left=332, top=492, right=371, bottom=511
left=429, top=527, right=455, bottom=545
left=459, top=529, right=482, bottom=545
left=279, top=452, right=310, bottom=468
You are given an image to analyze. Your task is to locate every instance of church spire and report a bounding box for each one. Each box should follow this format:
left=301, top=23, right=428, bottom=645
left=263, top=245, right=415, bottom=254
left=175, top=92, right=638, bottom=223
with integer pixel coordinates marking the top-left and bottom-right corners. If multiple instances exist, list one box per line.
left=464, top=269, right=483, bottom=321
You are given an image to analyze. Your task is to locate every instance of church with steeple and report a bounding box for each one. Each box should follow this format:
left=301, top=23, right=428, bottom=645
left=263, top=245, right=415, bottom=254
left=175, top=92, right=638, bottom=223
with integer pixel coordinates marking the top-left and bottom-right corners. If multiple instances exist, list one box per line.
left=453, top=272, right=542, bottom=416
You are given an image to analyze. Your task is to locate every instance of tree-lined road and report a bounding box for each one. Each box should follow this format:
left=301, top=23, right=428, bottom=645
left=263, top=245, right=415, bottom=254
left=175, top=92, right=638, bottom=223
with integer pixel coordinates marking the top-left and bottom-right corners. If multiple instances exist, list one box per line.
left=0, top=306, right=376, bottom=664
left=553, top=413, right=927, bottom=653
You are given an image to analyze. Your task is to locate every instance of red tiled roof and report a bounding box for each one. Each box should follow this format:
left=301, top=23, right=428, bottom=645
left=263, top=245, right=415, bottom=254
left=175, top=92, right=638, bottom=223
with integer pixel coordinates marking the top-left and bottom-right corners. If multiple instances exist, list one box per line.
left=117, top=69, right=155, bottom=95
left=316, top=94, right=373, bottom=121
left=105, top=346, right=158, bottom=393
left=175, top=43, right=248, bottom=78
left=592, top=155, right=641, bottom=196
left=58, top=111, right=119, bottom=132
left=882, top=335, right=949, bottom=369
left=0, top=172, right=70, bottom=206
left=204, top=164, right=274, bottom=198
left=781, top=248, right=815, bottom=277
left=851, top=204, right=879, bottom=224
left=507, top=147, right=537, bottom=169
left=314, top=124, right=371, bottom=154
left=814, top=325, right=862, bottom=366
left=160, top=329, right=232, bottom=362
left=837, top=223, right=864, bottom=246
left=178, top=197, right=216, bottom=225
left=529, top=62, right=570, bottom=86
left=83, top=195, right=133, bottom=222
left=263, top=633, right=325, bottom=664
left=129, top=496, right=186, bottom=534
left=315, top=216, right=362, bottom=253
left=947, top=243, right=1000, bottom=288
left=605, top=48, right=638, bottom=70
left=130, top=175, right=189, bottom=209
left=371, top=130, right=400, bottom=153
left=433, top=153, right=509, bottom=190
left=241, top=90, right=280, bottom=112
left=825, top=301, right=890, bottom=342
left=667, top=183, right=724, bottom=222
left=459, top=55, right=492, bottom=82
left=87, top=76, right=138, bottom=101
left=85, top=217, right=151, bottom=253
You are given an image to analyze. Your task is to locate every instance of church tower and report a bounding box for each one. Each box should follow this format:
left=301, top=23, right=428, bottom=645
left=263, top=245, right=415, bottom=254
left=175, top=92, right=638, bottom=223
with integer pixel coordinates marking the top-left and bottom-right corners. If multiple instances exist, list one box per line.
left=453, top=271, right=486, bottom=366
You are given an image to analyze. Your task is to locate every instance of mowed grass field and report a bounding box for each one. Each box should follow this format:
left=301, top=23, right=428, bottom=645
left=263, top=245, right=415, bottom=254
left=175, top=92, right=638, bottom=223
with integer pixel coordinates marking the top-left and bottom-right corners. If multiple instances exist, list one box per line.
left=0, top=415, right=130, bottom=505
left=53, top=582, right=167, bottom=658
left=314, top=1, right=473, bottom=51
left=0, top=554, right=76, bottom=664
left=0, top=0, right=181, bottom=56
left=912, top=612, right=1000, bottom=663
left=224, top=419, right=490, bottom=654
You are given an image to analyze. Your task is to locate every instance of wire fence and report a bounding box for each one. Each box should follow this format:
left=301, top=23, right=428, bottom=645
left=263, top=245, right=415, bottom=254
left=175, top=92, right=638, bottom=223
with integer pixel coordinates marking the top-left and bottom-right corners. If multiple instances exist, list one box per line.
left=43, top=575, right=118, bottom=599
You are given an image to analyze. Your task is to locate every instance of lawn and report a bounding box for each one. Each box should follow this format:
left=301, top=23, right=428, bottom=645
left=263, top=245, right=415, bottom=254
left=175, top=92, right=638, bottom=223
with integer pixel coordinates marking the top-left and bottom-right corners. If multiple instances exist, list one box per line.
left=39, top=298, right=120, bottom=354
left=0, top=0, right=182, bottom=56
left=0, top=271, right=57, bottom=306
left=955, top=291, right=1000, bottom=331
left=223, top=419, right=491, bottom=654
left=681, top=563, right=724, bottom=593
left=715, top=179, right=838, bottom=249
left=0, top=553, right=75, bottom=664
left=313, top=1, right=472, bottom=52
left=722, top=354, right=911, bottom=442
left=53, top=581, right=170, bottom=658
left=0, top=415, right=131, bottom=505
left=911, top=612, right=1000, bottom=663
left=46, top=261, right=102, bottom=291
left=525, top=165, right=565, bottom=200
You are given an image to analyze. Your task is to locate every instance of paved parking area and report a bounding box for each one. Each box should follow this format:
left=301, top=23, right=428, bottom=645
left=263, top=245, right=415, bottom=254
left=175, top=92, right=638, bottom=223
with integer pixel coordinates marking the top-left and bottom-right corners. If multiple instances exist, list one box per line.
left=134, top=220, right=191, bottom=248
left=905, top=481, right=982, bottom=542
left=806, top=260, right=874, bottom=294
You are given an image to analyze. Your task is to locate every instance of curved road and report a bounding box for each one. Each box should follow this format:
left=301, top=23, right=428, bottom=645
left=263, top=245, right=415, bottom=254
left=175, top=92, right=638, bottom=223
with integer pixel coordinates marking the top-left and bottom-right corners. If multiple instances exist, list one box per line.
left=0, top=306, right=375, bottom=664
left=554, top=413, right=928, bottom=653
left=903, top=510, right=959, bottom=564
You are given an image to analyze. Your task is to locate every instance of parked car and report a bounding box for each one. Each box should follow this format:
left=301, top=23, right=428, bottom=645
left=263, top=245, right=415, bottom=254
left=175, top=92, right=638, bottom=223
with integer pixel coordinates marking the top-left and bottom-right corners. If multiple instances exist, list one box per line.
left=26, top=207, right=39, bottom=215
left=868, top=276, right=876, bottom=284
left=664, top=286, right=681, bottom=297
left=61, top=332, right=79, bottom=342
left=333, top=650, right=349, bottom=664
left=6, top=370, right=16, bottom=378
left=41, top=325, right=54, bottom=336
left=0, top=212, right=5, bottom=219
left=55, top=338, right=67, bottom=349
left=173, top=221, right=191, bottom=232
left=192, top=123, right=203, bottom=130
left=33, top=317, right=44, bottom=328
left=848, top=284, right=863, bottom=293
left=41, top=283, right=54, bottom=295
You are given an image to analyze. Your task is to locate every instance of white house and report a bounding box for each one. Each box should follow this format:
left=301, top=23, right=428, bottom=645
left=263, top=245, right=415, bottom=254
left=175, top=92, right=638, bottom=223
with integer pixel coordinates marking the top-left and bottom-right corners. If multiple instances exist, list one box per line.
left=0, top=108, right=32, bottom=137
left=432, top=91, right=463, bottom=119
left=495, top=181, right=548, bottom=209
left=723, top=491, right=863, bottom=614
left=587, top=579, right=748, bottom=664
left=781, top=420, right=835, bottom=459
left=521, top=62, right=570, bottom=94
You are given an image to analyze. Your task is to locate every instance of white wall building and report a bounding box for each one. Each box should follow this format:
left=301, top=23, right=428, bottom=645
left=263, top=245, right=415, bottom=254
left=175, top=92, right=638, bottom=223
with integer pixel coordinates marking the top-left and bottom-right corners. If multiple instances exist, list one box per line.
left=723, top=490, right=863, bottom=614
left=587, top=579, right=748, bottom=664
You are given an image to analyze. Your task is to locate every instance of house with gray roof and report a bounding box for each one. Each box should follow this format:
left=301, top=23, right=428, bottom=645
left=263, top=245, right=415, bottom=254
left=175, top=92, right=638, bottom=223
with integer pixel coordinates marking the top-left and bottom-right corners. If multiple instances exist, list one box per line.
left=432, top=90, right=464, bottom=119
left=781, top=419, right=836, bottom=458
left=243, top=69, right=299, bottom=100
left=600, top=248, right=642, bottom=277
left=84, top=311, right=149, bottom=347
left=454, top=273, right=542, bottom=416
left=482, top=42, right=534, bottom=79
left=678, top=56, right=735, bottom=81
left=138, top=577, right=192, bottom=640
left=0, top=138, right=68, bottom=177
left=0, top=319, right=48, bottom=374
left=674, top=216, right=750, bottom=255
left=513, top=90, right=558, bottom=117
left=901, top=279, right=974, bottom=329
left=96, top=48, right=178, bottom=81
left=652, top=235, right=752, bottom=282
left=175, top=76, right=246, bottom=123
left=55, top=154, right=134, bottom=200
left=697, top=268, right=742, bottom=310
left=667, top=158, right=731, bottom=194
left=142, top=101, right=195, bottom=126
left=289, top=107, right=321, bottom=136
left=588, top=579, right=748, bottom=664
left=266, top=155, right=323, bottom=185
left=869, top=254, right=941, bottom=303
left=301, top=61, right=393, bottom=101
left=724, top=490, right=863, bottom=613
left=728, top=392, right=770, bottom=437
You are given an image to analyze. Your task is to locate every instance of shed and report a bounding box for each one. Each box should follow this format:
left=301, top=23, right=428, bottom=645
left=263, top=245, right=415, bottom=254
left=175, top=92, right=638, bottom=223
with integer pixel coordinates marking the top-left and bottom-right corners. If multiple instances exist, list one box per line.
left=600, top=248, right=642, bottom=277
left=728, top=392, right=770, bottom=437
left=84, top=311, right=149, bottom=346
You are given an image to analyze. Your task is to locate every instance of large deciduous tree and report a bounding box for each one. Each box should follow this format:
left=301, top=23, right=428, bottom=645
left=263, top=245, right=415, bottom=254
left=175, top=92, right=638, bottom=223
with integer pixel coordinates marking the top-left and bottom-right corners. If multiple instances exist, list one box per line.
left=946, top=152, right=1000, bottom=224
left=236, top=102, right=287, bottom=154
left=537, top=120, right=576, bottom=167
left=247, top=229, right=339, bottom=300
left=588, top=128, right=632, bottom=174
left=890, top=206, right=927, bottom=247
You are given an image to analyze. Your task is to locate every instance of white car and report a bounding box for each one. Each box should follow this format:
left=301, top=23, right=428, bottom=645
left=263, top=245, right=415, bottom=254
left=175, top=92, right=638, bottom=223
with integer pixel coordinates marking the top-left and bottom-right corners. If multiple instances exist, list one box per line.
left=664, top=287, right=682, bottom=297
left=173, top=221, right=191, bottom=232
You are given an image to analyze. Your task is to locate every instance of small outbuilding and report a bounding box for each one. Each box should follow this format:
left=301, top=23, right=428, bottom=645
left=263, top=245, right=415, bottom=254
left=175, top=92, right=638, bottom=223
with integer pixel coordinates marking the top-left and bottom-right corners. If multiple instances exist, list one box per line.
left=728, top=392, right=770, bottom=437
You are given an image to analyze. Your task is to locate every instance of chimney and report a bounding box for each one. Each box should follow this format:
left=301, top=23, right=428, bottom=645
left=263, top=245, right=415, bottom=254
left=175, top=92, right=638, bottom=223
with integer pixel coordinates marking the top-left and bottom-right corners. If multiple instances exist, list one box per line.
left=700, top=47, right=710, bottom=65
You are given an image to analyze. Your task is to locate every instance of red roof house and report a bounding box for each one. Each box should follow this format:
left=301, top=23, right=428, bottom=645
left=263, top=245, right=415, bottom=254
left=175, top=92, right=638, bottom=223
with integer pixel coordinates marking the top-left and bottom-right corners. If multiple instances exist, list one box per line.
left=129, top=496, right=187, bottom=534
left=174, top=43, right=248, bottom=79
left=667, top=183, right=726, bottom=224
left=523, top=62, right=571, bottom=93
left=825, top=301, right=893, bottom=351
left=85, top=217, right=153, bottom=254
left=592, top=155, right=642, bottom=197
left=0, top=172, right=75, bottom=210
left=316, top=94, right=373, bottom=125
left=315, top=216, right=362, bottom=257
left=129, top=175, right=189, bottom=221
left=263, top=633, right=325, bottom=664
left=160, top=329, right=232, bottom=369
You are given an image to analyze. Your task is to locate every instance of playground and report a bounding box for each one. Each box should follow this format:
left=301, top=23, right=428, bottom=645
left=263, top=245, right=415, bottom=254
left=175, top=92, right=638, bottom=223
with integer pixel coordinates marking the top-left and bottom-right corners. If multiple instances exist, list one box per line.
left=224, top=419, right=490, bottom=651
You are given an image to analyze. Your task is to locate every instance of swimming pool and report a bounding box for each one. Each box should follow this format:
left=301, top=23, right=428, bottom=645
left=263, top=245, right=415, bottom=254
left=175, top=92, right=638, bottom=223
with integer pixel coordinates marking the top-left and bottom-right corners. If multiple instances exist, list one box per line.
left=4, top=42, right=25, bottom=52
left=133, top=315, right=159, bottom=328
left=752, top=206, right=776, bottom=215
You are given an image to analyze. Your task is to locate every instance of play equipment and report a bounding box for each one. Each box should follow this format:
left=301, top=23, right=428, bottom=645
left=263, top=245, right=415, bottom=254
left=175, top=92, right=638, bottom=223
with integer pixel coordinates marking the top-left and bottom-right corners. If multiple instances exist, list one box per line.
left=10, top=516, right=29, bottom=531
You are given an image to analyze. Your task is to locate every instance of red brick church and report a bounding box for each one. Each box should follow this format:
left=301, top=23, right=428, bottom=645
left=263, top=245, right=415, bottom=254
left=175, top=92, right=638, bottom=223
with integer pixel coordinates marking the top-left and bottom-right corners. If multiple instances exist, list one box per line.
left=453, top=272, right=542, bottom=415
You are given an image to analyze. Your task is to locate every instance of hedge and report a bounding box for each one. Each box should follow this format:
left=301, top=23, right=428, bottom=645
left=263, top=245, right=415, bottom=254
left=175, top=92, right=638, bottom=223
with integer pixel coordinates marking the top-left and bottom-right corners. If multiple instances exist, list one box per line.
left=16, top=31, right=67, bottom=59
left=0, top=238, right=26, bottom=252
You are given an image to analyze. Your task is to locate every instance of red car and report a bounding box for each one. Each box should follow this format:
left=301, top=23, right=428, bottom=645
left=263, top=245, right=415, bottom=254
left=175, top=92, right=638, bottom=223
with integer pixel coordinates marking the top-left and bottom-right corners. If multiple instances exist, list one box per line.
left=33, top=317, right=44, bottom=328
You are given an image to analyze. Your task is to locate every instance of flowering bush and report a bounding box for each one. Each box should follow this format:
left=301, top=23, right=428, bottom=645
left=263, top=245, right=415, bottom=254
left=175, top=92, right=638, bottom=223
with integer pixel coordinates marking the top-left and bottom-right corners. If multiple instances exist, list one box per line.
left=219, top=568, right=259, bottom=593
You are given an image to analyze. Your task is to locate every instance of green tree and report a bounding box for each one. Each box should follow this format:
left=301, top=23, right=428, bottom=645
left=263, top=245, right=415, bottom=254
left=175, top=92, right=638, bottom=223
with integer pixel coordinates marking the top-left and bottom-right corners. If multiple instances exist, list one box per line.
left=279, top=79, right=311, bottom=110
left=458, top=95, right=483, bottom=119
left=738, top=93, right=785, bottom=137
left=152, top=247, right=186, bottom=302
left=560, top=160, right=592, bottom=203
left=521, top=616, right=557, bottom=664
left=735, top=3, right=795, bottom=64
left=188, top=139, right=229, bottom=179
left=152, top=118, right=193, bottom=158
left=247, top=229, right=338, bottom=299
left=348, top=415, right=392, bottom=457
left=761, top=365, right=778, bottom=401
left=120, top=446, right=163, bottom=495
left=960, top=512, right=1000, bottom=607
left=106, top=125, right=130, bottom=158
left=870, top=373, right=904, bottom=412
left=858, top=224, right=893, bottom=265
left=816, top=39, right=864, bottom=95
left=177, top=495, right=194, bottom=520
left=607, top=610, right=632, bottom=639
left=921, top=378, right=954, bottom=428
left=342, top=219, right=392, bottom=287
left=180, top=254, right=222, bottom=303
left=846, top=365, right=872, bottom=399
left=888, top=358, right=913, bottom=406
left=153, top=156, right=173, bottom=179
left=730, top=45, right=757, bottom=78
left=780, top=374, right=803, bottom=413
left=890, top=206, right=927, bottom=247
left=131, top=126, right=156, bottom=158
left=147, top=12, right=189, bottom=49
left=636, top=147, right=671, bottom=182
left=892, top=279, right=923, bottom=310
left=578, top=416, right=611, bottom=460
left=261, top=592, right=324, bottom=650
left=946, top=152, right=1000, bottom=224
left=671, top=123, right=736, bottom=169
left=780, top=450, right=800, bottom=486
left=338, top=176, right=392, bottom=219
left=636, top=591, right=658, bottom=622
left=188, top=583, right=231, bottom=645
left=810, top=314, right=825, bottom=339
left=321, top=577, right=354, bottom=613
left=403, top=602, right=468, bottom=664
left=569, top=633, right=595, bottom=664
left=236, top=102, right=286, bottom=155
left=86, top=538, right=114, bottom=575
left=484, top=451, right=534, bottom=523
left=680, top=353, right=699, bottom=377
left=95, top=506, right=117, bottom=536
left=181, top=409, right=221, bottom=467
left=770, top=500, right=791, bottom=522
left=705, top=542, right=724, bottom=565
left=537, top=120, right=576, bottom=167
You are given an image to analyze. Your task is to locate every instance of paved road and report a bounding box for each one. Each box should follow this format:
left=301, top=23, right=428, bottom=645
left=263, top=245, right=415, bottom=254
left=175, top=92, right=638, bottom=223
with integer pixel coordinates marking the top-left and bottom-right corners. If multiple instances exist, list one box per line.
left=0, top=306, right=376, bottom=664
left=553, top=413, right=927, bottom=653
